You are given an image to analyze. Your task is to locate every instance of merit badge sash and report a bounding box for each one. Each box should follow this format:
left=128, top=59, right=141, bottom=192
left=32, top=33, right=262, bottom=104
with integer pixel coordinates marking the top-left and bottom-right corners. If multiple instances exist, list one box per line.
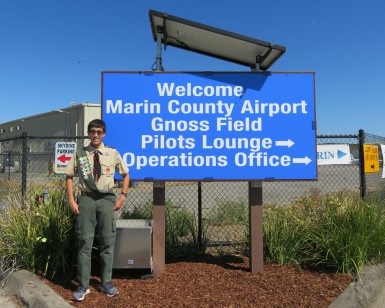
left=76, top=147, right=114, bottom=195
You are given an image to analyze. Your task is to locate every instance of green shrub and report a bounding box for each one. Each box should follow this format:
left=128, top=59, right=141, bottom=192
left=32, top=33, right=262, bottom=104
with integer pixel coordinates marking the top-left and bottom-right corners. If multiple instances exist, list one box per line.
left=3, top=185, right=385, bottom=278
left=122, top=200, right=153, bottom=219
left=0, top=188, right=76, bottom=278
left=297, top=192, right=385, bottom=273
left=205, top=198, right=248, bottom=226
left=263, top=205, right=305, bottom=266
left=121, top=199, right=197, bottom=251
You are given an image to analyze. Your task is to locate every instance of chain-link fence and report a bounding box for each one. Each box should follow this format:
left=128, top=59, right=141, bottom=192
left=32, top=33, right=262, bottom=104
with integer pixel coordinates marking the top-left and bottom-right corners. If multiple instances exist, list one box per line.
left=360, top=131, right=385, bottom=196
left=1, top=130, right=385, bottom=250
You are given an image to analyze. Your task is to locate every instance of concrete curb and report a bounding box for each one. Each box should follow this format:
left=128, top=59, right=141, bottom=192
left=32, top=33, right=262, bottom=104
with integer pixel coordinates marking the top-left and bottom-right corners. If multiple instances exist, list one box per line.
left=329, top=263, right=385, bottom=308
left=4, top=270, right=73, bottom=308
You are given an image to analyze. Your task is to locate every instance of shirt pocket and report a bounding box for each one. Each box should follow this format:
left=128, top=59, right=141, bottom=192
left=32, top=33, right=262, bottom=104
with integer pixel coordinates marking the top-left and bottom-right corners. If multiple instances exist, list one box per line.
left=101, top=158, right=115, bottom=176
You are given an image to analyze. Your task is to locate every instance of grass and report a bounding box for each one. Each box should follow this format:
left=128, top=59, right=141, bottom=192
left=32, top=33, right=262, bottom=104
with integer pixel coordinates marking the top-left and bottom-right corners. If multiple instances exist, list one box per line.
left=261, top=189, right=385, bottom=274
left=0, top=187, right=76, bottom=279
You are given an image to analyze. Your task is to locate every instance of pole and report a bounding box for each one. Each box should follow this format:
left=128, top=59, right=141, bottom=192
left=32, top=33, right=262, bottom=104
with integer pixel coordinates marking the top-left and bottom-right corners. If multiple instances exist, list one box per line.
left=155, top=27, right=163, bottom=72
left=198, top=181, right=202, bottom=246
left=249, top=181, right=263, bottom=273
left=152, top=181, right=165, bottom=275
left=358, top=129, right=366, bottom=199
left=21, top=132, right=28, bottom=200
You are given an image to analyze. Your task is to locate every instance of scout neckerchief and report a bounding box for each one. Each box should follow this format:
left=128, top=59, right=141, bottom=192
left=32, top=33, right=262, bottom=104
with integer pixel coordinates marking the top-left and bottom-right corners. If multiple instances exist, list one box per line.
left=76, top=146, right=114, bottom=195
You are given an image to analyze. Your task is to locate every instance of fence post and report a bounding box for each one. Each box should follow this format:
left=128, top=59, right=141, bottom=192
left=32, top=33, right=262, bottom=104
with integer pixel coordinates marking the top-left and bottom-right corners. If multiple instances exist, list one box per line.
left=21, top=132, right=28, bottom=200
left=358, top=129, right=366, bottom=199
left=197, top=181, right=202, bottom=246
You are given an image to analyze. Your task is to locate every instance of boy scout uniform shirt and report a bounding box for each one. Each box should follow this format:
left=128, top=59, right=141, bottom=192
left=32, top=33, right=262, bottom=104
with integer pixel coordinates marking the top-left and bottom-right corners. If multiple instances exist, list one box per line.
left=65, top=143, right=129, bottom=192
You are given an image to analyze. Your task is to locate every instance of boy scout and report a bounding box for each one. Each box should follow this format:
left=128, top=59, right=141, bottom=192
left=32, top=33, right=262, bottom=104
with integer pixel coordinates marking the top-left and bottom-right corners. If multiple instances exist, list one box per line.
left=65, top=119, right=129, bottom=301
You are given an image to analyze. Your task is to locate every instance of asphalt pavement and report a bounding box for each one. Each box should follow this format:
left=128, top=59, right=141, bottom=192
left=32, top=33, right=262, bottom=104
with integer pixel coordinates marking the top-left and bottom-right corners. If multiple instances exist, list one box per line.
left=2, top=264, right=385, bottom=307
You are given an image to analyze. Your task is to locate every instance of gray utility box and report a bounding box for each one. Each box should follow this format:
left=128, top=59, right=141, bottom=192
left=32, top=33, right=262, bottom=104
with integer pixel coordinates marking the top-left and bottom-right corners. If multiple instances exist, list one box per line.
left=113, top=219, right=153, bottom=271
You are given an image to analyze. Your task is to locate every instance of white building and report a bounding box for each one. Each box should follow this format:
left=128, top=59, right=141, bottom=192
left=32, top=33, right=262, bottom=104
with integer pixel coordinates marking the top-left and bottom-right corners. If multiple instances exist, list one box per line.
left=0, top=103, right=101, bottom=138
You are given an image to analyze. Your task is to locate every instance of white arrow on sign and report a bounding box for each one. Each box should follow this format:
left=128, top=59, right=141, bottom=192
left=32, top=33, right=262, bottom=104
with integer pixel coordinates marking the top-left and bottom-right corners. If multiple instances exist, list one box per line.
left=292, top=156, right=312, bottom=165
left=275, top=139, right=295, bottom=148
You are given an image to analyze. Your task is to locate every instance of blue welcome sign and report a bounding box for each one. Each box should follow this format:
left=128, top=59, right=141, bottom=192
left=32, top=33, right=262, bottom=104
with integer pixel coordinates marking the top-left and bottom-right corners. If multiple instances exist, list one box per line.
left=102, top=71, right=316, bottom=181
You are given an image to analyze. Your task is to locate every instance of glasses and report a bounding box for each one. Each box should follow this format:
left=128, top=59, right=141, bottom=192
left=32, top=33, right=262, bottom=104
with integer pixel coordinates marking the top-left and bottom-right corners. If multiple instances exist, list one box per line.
left=88, top=129, right=104, bottom=136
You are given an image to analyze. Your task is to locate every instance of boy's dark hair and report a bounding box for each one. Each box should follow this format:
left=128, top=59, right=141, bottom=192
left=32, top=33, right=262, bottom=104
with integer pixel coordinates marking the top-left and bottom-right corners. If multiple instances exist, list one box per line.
left=88, top=119, right=106, bottom=132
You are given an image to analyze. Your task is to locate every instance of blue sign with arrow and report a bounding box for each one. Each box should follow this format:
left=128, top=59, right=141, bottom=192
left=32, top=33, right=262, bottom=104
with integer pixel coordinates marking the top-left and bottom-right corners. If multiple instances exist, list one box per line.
left=102, top=71, right=317, bottom=181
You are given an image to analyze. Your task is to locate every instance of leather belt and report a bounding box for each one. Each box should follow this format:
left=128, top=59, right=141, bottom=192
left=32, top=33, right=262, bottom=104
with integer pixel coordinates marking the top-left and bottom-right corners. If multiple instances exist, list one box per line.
left=81, top=191, right=106, bottom=199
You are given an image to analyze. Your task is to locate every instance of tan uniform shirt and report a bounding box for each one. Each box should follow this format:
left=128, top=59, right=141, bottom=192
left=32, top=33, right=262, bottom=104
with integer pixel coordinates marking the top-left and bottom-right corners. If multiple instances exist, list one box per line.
left=65, top=143, right=129, bottom=192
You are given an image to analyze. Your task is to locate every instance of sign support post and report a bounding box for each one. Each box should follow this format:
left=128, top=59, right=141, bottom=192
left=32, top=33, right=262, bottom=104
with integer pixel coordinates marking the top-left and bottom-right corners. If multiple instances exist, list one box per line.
left=152, top=181, right=166, bottom=274
left=249, top=181, right=263, bottom=273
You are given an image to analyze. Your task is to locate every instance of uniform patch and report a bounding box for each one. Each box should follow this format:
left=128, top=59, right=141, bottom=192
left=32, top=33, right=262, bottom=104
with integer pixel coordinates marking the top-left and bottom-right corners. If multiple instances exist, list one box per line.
left=78, top=156, right=91, bottom=179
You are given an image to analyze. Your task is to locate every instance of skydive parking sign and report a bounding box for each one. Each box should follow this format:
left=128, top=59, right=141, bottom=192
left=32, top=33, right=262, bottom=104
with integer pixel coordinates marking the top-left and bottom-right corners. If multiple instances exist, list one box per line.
left=102, top=72, right=317, bottom=181
left=55, top=142, right=76, bottom=174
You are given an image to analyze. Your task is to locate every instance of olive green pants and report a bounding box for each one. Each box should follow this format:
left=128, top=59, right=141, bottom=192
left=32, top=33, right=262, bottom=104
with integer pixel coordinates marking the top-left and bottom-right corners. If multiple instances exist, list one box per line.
left=76, top=194, right=116, bottom=288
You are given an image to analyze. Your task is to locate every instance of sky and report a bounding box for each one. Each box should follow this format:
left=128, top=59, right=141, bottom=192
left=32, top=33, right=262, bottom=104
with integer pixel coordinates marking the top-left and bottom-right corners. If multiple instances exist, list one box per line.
left=0, top=0, right=384, bottom=136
